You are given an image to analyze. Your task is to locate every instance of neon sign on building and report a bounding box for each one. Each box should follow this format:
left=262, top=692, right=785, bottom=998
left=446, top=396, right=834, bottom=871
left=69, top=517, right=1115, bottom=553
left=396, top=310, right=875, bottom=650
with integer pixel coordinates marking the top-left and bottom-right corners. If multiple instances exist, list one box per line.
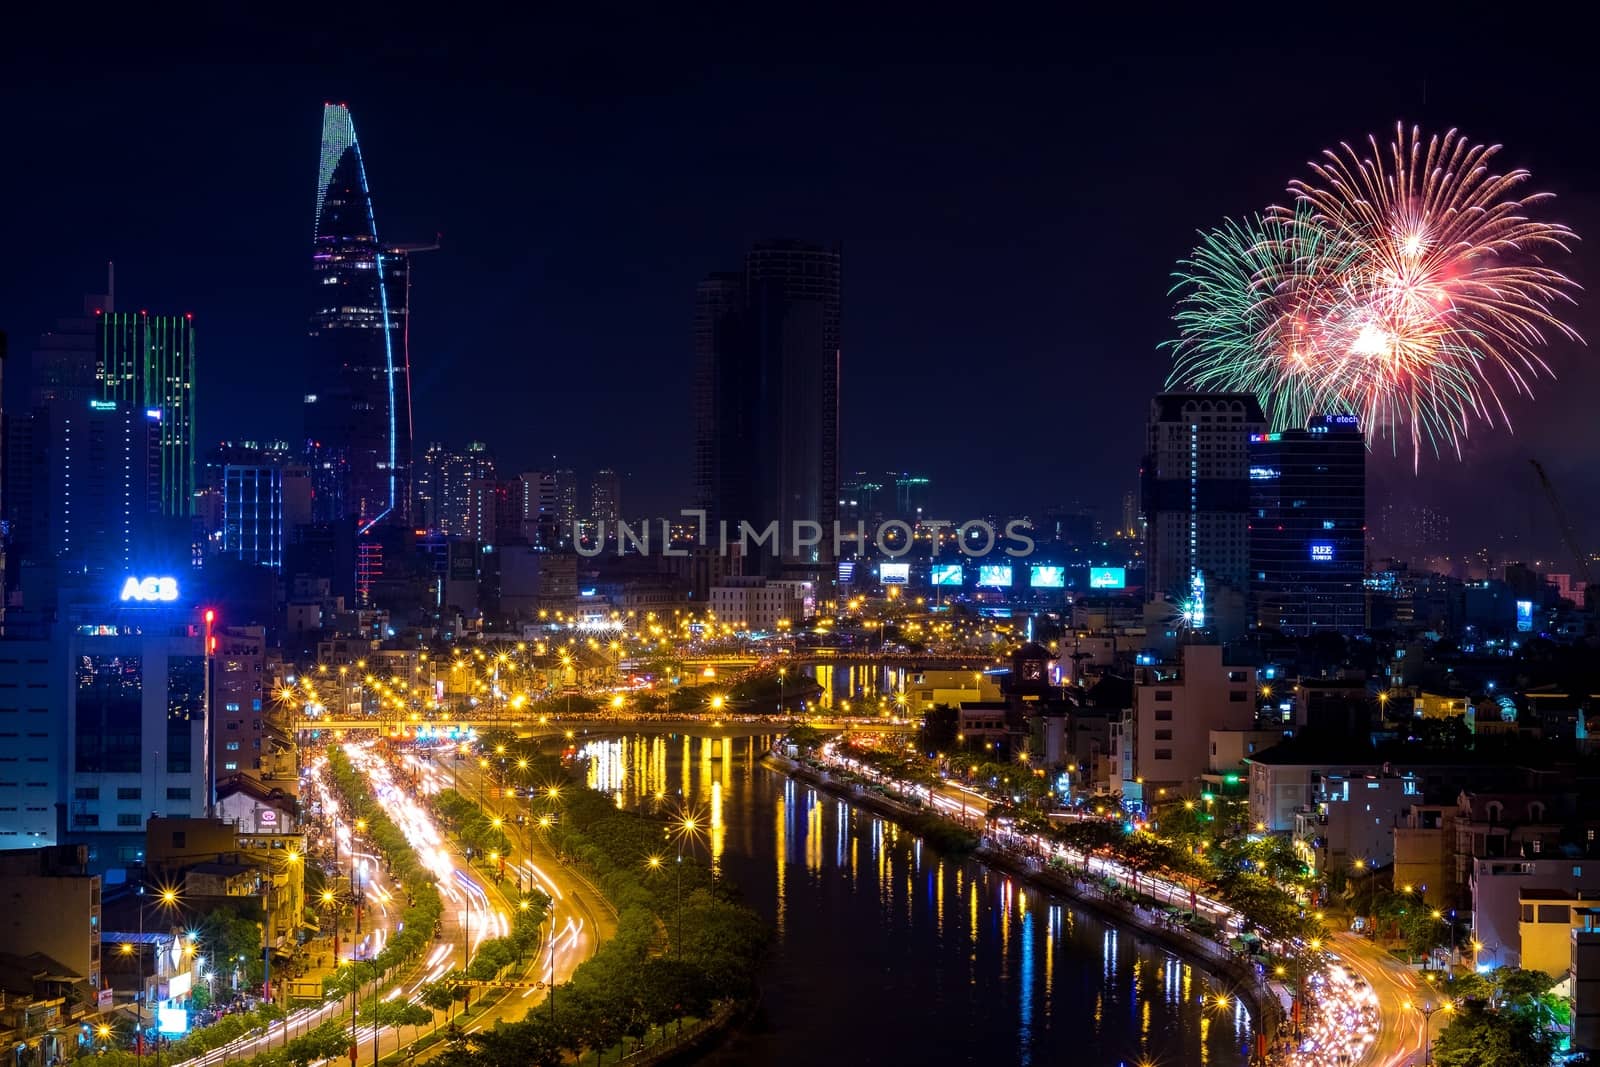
left=120, top=576, right=180, bottom=602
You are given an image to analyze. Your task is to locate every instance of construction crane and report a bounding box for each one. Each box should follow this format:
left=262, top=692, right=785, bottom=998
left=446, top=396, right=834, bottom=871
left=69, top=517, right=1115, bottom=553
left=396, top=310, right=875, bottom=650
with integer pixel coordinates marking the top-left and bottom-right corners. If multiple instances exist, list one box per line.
left=1529, top=458, right=1596, bottom=610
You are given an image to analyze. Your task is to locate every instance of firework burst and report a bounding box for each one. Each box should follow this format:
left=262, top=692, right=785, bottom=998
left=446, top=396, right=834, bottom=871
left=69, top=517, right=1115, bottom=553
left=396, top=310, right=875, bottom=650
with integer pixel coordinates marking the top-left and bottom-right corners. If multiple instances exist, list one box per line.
left=1167, top=123, right=1581, bottom=466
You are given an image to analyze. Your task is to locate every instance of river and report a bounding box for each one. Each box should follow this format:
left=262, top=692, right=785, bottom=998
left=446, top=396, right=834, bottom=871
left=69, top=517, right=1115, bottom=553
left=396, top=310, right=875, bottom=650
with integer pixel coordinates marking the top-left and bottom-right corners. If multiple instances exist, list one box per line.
left=581, top=732, right=1254, bottom=1067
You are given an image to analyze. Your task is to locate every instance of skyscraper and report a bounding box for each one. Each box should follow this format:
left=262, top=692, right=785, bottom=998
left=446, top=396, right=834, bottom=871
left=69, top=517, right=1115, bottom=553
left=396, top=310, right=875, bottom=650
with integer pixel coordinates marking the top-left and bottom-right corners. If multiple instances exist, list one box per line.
left=54, top=400, right=163, bottom=576
left=1142, top=393, right=1265, bottom=608
left=222, top=466, right=285, bottom=569
left=1248, top=415, right=1367, bottom=635
left=590, top=469, right=621, bottom=524
left=516, top=470, right=562, bottom=547
left=306, top=103, right=414, bottom=531
left=554, top=469, right=578, bottom=534
left=5, top=289, right=111, bottom=590
left=98, top=311, right=196, bottom=516
left=694, top=272, right=750, bottom=526
left=694, top=240, right=841, bottom=569
left=412, top=442, right=495, bottom=537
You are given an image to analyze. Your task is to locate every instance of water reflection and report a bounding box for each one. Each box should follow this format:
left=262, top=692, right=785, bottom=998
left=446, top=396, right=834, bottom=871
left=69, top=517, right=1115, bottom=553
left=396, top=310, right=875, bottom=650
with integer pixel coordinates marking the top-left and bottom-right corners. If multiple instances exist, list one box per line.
left=797, top=664, right=909, bottom=710
left=578, top=733, right=1252, bottom=1067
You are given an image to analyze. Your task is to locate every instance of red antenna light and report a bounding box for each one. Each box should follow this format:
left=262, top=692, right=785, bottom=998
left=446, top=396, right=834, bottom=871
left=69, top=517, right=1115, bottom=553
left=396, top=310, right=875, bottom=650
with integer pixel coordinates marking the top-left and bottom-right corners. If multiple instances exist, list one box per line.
left=204, top=609, right=215, bottom=625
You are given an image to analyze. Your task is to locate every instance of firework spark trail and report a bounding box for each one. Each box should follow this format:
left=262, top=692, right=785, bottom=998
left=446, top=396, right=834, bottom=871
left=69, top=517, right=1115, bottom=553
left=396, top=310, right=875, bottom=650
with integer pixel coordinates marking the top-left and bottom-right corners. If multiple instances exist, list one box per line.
left=1166, top=122, right=1581, bottom=467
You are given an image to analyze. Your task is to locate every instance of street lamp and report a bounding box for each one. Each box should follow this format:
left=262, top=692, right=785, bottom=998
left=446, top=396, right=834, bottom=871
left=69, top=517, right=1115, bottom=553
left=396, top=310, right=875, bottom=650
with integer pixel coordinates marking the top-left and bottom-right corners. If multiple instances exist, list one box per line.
left=132, top=885, right=182, bottom=1067
left=1402, top=998, right=1454, bottom=1066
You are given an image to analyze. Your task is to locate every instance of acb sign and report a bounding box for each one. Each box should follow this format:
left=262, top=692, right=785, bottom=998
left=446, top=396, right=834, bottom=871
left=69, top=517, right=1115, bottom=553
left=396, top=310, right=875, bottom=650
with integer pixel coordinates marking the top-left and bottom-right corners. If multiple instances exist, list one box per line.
left=120, top=576, right=180, bottom=603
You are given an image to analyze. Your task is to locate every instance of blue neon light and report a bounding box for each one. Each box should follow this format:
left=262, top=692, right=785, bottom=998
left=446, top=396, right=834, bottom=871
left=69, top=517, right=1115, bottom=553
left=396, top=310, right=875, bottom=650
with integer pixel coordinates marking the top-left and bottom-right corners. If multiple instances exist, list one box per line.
left=349, top=118, right=397, bottom=534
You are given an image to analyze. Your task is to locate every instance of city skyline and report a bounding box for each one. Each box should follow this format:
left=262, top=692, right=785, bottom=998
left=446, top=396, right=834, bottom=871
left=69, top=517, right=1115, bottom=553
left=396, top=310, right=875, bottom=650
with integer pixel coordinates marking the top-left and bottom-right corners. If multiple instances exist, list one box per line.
left=5, top=18, right=1600, bottom=551
left=7, top=17, right=1600, bottom=1067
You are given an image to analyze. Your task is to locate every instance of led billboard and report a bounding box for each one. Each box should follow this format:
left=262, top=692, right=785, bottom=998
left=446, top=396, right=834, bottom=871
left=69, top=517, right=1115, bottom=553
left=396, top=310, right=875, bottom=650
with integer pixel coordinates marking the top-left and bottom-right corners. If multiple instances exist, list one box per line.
left=1088, top=567, right=1126, bottom=590
left=879, top=562, right=910, bottom=584
left=977, top=565, right=1013, bottom=587
left=1029, top=565, right=1065, bottom=588
left=929, top=563, right=963, bottom=587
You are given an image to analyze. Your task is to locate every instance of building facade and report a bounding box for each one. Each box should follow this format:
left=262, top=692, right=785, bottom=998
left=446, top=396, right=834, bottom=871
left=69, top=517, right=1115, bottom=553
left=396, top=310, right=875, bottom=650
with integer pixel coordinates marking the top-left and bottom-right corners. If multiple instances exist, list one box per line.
left=0, top=846, right=102, bottom=998
left=222, top=466, right=285, bottom=569
left=0, top=639, right=61, bottom=848
left=97, top=311, right=196, bottom=517
left=589, top=469, right=620, bottom=525
left=53, top=400, right=164, bottom=577
left=1248, top=415, right=1366, bottom=635
left=213, top=626, right=266, bottom=780
left=1127, top=643, right=1256, bottom=800
left=64, top=599, right=209, bottom=868
left=694, top=241, right=841, bottom=572
left=708, top=577, right=814, bottom=632
left=1142, top=394, right=1265, bottom=610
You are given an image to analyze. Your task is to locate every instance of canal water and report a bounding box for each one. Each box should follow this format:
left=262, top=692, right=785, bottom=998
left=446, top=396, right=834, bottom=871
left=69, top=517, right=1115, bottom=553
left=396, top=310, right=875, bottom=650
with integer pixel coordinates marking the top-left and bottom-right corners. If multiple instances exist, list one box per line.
left=581, top=733, right=1253, bottom=1067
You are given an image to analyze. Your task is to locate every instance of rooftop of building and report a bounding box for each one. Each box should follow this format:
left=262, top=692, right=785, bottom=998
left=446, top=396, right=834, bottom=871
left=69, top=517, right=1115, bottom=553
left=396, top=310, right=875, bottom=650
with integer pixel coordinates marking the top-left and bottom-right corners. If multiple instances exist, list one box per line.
left=1150, top=392, right=1266, bottom=423
left=216, top=773, right=298, bottom=808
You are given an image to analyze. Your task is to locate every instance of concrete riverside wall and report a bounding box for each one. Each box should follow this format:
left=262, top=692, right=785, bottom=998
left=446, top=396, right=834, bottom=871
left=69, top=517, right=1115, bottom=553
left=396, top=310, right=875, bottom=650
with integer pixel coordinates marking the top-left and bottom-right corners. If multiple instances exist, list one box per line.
left=763, top=753, right=1285, bottom=1046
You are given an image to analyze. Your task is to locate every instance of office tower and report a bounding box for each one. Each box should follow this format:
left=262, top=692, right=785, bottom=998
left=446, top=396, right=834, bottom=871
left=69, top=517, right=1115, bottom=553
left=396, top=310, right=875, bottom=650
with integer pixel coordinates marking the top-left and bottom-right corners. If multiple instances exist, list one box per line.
left=590, top=469, right=621, bottom=524
left=449, top=444, right=496, bottom=537
left=893, top=475, right=930, bottom=519
left=305, top=103, right=415, bottom=531
left=1248, top=415, right=1367, bottom=634
left=415, top=443, right=448, bottom=530
left=201, top=440, right=295, bottom=495
left=554, top=469, right=578, bottom=532
left=54, top=401, right=162, bottom=575
left=516, top=470, right=561, bottom=547
left=222, top=466, right=285, bottom=569
left=98, top=311, right=196, bottom=516
left=412, top=442, right=494, bottom=536
left=4, top=290, right=111, bottom=591
left=491, top=482, right=522, bottom=546
left=65, top=596, right=209, bottom=849
left=1142, top=393, right=1265, bottom=606
left=465, top=479, right=497, bottom=544
left=693, top=272, right=749, bottom=525
left=694, top=240, right=842, bottom=568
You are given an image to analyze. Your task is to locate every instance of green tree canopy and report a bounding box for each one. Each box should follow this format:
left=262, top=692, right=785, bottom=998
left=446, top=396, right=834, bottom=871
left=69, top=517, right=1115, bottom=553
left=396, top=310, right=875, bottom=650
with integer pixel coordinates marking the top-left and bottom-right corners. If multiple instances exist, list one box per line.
left=1431, top=1000, right=1554, bottom=1067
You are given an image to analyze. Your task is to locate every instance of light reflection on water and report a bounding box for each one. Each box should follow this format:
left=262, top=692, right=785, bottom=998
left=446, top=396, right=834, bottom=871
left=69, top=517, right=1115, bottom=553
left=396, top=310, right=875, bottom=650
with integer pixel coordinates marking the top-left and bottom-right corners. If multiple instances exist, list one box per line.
left=579, top=733, right=1252, bottom=1067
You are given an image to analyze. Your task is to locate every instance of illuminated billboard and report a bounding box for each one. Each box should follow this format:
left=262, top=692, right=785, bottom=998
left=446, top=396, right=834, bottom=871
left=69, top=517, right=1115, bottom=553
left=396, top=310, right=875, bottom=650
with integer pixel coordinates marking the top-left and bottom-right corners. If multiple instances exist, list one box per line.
left=120, top=576, right=180, bottom=602
left=1029, top=565, right=1065, bottom=588
left=1309, top=543, right=1334, bottom=562
left=929, top=563, right=963, bottom=587
left=977, top=565, right=1013, bottom=587
left=1088, top=567, right=1126, bottom=590
left=879, top=562, right=910, bottom=584
left=1516, top=600, right=1534, bottom=632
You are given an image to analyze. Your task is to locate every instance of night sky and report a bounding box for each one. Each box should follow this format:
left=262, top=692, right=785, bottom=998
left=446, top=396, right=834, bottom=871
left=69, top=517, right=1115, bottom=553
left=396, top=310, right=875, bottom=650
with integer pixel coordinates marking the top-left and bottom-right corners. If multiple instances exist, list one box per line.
left=4, top=14, right=1599, bottom=555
